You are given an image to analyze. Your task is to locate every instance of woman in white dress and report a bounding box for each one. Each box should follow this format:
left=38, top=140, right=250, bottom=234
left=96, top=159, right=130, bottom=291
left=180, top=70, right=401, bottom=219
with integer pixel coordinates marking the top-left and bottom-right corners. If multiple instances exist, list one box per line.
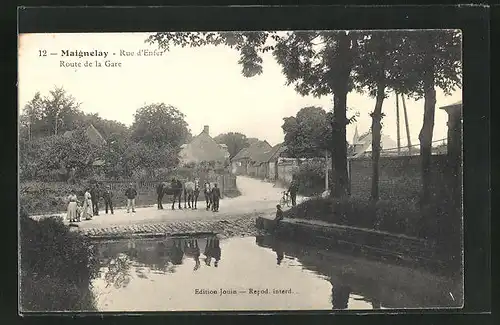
left=66, top=190, right=78, bottom=223
left=82, top=188, right=93, bottom=220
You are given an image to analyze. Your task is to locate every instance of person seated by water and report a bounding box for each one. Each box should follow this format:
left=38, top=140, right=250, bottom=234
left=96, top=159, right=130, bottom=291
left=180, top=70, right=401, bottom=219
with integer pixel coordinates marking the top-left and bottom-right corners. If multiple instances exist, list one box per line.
left=275, top=204, right=284, bottom=223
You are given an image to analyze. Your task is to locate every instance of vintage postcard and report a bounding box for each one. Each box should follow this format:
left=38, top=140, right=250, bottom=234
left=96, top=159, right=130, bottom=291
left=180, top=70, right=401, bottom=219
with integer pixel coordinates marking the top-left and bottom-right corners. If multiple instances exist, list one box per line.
left=18, top=30, right=464, bottom=313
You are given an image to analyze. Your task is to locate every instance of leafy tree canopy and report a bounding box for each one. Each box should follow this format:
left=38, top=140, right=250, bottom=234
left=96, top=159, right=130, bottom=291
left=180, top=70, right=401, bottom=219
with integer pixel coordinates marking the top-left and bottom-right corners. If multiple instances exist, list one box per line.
left=213, top=132, right=250, bottom=159
left=130, top=103, right=191, bottom=148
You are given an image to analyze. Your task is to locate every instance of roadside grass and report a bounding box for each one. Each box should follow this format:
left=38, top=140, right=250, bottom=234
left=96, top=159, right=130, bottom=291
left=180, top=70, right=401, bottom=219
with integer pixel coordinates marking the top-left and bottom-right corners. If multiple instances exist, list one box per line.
left=283, top=195, right=435, bottom=239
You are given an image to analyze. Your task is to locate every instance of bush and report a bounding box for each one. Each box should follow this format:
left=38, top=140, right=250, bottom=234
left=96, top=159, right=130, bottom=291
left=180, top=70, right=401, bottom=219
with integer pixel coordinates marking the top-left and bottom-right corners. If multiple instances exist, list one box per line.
left=283, top=196, right=424, bottom=238
left=19, top=209, right=100, bottom=311
left=293, top=160, right=326, bottom=196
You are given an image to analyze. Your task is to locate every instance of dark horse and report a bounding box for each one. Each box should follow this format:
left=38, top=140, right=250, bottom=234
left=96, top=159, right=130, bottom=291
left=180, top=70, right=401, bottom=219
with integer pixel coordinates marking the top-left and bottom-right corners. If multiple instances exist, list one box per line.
left=156, top=179, right=184, bottom=210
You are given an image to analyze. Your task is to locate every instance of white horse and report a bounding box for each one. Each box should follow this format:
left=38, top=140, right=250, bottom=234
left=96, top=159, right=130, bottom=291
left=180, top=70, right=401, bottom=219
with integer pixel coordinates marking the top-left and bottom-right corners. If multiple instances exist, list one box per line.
left=184, top=179, right=200, bottom=209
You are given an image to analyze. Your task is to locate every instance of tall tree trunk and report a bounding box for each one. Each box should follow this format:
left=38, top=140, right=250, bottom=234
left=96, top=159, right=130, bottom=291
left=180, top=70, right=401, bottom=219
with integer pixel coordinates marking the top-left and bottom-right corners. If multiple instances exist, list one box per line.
left=331, top=88, right=349, bottom=198
left=329, top=31, right=353, bottom=199
left=419, top=43, right=436, bottom=205
left=370, top=83, right=385, bottom=201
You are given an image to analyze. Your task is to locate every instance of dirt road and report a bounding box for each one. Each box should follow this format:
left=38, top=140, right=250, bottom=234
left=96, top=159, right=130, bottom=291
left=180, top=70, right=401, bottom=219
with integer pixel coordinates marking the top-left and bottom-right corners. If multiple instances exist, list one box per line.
left=44, top=176, right=307, bottom=231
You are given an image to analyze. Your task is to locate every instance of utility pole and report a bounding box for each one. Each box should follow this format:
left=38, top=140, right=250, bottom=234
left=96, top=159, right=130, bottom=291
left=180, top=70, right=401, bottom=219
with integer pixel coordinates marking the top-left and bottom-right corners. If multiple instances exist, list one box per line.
left=401, top=94, right=412, bottom=155
left=395, top=92, right=401, bottom=155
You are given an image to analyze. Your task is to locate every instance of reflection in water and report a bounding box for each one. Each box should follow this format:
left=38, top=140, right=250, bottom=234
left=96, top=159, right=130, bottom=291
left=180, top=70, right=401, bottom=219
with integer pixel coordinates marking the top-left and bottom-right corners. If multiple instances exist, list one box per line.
left=92, top=234, right=462, bottom=311
left=204, top=237, right=221, bottom=267
left=331, top=283, right=351, bottom=310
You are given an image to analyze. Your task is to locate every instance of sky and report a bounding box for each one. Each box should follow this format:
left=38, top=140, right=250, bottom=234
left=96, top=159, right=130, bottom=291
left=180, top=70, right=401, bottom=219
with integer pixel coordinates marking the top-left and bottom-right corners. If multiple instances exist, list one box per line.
left=18, top=32, right=462, bottom=148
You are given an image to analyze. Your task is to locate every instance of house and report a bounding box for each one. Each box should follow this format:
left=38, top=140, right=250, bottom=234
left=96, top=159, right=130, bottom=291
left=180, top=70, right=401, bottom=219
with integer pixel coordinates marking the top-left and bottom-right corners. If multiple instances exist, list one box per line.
left=231, top=140, right=272, bottom=176
left=439, top=100, right=462, bottom=160
left=350, top=125, right=400, bottom=157
left=63, top=124, right=107, bottom=147
left=179, top=125, right=230, bottom=166
left=251, top=142, right=287, bottom=180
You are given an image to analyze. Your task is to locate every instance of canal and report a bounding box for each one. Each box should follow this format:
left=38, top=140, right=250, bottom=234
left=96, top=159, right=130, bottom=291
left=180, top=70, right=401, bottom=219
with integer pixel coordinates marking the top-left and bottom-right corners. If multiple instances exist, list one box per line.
left=90, top=233, right=463, bottom=311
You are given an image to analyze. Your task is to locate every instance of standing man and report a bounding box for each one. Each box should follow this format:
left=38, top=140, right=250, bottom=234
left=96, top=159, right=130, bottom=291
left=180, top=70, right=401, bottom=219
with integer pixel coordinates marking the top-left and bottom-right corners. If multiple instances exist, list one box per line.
left=156, top=182, right=165, bottom=210
left=211, top=183, right=221, bottom=212
left=125, top=183, right=137, bottom=213
left=90, top=183, right=100, bottom=216
left=203, top=181, right=212, bottom=210
left=103, top=185, right=114, bottom=215
left=288, top=175, right=299, bottom=207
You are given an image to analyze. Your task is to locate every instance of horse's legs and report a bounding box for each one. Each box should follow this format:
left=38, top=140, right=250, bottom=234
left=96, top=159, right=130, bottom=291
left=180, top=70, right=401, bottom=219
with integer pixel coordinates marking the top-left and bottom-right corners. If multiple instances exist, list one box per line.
left=178, top=193, right=182, bottom=209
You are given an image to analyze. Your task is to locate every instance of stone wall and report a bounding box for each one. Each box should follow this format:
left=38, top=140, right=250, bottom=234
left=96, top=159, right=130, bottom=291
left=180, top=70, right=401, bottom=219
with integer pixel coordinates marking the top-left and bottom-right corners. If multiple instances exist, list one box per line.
left=349, top=155, right=450, bottom=200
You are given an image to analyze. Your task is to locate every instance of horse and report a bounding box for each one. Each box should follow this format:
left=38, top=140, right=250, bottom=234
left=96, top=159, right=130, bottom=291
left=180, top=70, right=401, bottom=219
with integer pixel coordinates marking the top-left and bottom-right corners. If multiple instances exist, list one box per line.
left=156, top=179, right=184, bottom=210
left=203, top=181, right=213, bottom=210
left=183, top=179, right=200, bottom=209
left=183, top=238, right=201, bottom=271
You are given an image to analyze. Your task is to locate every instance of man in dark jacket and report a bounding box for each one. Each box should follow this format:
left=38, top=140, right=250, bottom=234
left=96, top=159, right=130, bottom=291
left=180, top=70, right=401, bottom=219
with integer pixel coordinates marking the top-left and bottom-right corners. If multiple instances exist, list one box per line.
left=102, top=185, right=114, bottom=215
left=90, top=184, right=100, bottom=216
left=211, top=183, right=221, bottom=212
left=288, top=176, right=299, bottom=207
left=125, top=183, right=137, bottom=213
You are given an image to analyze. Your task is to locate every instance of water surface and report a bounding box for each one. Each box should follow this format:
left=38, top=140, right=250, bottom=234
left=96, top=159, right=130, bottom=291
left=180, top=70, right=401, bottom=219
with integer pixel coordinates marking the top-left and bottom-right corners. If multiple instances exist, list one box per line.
left=92, top=234, right=462, bottom=311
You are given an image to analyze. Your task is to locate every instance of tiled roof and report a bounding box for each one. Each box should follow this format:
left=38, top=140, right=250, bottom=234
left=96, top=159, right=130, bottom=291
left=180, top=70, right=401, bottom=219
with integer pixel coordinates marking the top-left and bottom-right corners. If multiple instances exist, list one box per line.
left=253, top=143, right=286, bottom=163
left=440, top=100, right=462, bottom=109
left=179, top=129, right=228, bottom=163
left=232, top=140, right=272, bottom=161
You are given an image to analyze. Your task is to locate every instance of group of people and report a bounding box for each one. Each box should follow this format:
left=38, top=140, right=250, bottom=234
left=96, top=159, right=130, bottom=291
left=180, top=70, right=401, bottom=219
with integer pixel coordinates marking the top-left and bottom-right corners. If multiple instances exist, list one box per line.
left=66, top=182, right=138, bottom=223
left=203, top=181, right=221, bottom=212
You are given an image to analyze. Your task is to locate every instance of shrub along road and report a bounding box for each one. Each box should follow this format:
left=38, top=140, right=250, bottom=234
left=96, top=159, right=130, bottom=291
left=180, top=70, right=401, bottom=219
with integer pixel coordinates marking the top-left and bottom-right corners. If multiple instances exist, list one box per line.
left=32, top=176, right=308, bottom=237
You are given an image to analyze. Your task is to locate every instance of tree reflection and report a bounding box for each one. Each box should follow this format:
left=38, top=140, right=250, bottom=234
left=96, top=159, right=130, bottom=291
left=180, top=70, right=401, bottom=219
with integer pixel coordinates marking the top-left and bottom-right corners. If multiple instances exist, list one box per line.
left=102, top=253, right=132, bottom=289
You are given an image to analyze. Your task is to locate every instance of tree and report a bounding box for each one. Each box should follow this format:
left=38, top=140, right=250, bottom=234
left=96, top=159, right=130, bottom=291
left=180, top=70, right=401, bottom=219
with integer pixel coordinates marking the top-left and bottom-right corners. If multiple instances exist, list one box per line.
left=146, top=31, right=361, bottom=198
left=282, top=106, right=333, bottom=158
left=124, top=141, right=179, bottom=178
left=20, top=128, right=105, bottom=181
left=401, top=30, right=462, bottom=204
left=130, top=103, right=191, bottom=149
left=213, top=132, right=250, bottom=159
left=20, top=87, right=82, bottom=139
left=353, top=31, right=404, bottom=201
left=20, top=92, right=43, bottom=142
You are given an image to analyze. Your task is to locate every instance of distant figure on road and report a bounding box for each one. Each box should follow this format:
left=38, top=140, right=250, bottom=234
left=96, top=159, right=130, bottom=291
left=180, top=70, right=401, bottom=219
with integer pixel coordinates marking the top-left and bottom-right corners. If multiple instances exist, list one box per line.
left=211, top=183, right=221, bottom=212
left=288, top=176, right=299, bottom=207
left=204, top=182, right=212, bottom=210
left=103, top=185, right=114, bottom=215
left=66, top=190, right=79, bottom=223
left=90, top=183, right=100, bottom=216
left=82, top=188, right=93, bottom=220
left=125, top=183, right=137, bottom=213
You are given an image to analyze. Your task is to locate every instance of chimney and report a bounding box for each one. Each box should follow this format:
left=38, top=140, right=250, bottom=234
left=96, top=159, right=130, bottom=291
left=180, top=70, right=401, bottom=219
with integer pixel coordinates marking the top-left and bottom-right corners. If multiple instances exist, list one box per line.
left=203, top=125, right=209, bottom=136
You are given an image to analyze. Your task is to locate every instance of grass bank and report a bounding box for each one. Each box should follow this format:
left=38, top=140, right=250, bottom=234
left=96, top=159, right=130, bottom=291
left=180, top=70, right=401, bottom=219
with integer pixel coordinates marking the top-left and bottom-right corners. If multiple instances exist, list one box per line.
left=283, top=196, right=436, bottom=239
left=19, top=208, right=100, bottom=311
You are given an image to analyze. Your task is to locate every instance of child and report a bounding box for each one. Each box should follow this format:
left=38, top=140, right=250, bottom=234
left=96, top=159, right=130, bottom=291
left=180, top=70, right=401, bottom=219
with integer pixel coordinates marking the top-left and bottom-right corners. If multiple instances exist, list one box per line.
left=274, top=204, right=284, bottom=232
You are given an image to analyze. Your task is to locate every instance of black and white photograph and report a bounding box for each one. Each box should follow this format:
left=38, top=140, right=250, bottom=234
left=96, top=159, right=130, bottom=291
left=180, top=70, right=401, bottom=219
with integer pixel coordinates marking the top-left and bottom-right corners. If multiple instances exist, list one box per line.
left=18, top=29, right=464, bottom=312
